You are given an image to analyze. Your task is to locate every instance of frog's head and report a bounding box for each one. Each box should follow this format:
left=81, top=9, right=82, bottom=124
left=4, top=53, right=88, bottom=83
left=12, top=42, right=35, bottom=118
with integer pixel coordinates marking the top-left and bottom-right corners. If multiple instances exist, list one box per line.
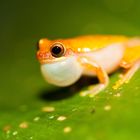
left=36, top=38, right=83, bottom=87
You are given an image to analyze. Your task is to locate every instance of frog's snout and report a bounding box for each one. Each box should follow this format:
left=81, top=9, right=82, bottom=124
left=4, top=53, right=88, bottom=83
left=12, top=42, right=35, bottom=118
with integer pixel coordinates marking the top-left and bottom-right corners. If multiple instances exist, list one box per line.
left=36, top=51, right=50, bottom=64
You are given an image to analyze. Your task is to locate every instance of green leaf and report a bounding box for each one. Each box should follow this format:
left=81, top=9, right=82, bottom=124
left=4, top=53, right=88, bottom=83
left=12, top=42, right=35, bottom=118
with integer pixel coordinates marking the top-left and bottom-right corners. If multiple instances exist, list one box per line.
left=0, top=0, right=140, bottom=140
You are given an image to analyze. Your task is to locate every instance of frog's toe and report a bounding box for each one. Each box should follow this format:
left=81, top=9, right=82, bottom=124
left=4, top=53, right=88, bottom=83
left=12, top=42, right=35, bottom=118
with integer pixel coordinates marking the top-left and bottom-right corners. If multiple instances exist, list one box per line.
left=80, top=84, right=106, bottom=97
left=113, top=59, right=140, bottom=90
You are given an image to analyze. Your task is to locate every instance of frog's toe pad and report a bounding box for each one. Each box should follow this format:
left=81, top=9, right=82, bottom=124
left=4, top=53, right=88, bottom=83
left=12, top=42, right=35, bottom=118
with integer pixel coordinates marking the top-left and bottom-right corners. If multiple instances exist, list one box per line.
left=79, top=84, right=105, bottom=97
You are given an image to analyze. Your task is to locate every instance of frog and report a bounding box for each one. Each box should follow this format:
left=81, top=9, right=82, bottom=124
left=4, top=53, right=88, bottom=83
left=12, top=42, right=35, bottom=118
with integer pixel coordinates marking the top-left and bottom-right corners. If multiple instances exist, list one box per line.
left=36, top=35, right=140, bottom=96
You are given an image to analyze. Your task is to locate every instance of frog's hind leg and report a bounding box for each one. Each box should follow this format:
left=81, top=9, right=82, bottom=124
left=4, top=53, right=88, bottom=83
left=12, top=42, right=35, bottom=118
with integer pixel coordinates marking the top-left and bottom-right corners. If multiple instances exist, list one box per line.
left=79, top=57, right=109, bottom=97
left=113, top=60, right=140, bottom=90
left=113, top=38, right=140, bottom=90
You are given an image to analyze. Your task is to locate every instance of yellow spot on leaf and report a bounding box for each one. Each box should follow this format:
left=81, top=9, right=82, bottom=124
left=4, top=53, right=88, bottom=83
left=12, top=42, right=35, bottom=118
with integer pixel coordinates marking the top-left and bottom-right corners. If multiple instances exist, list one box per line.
left=63, top=126, right=72, bottom=133
left=19, top=121, right=28, bottom=129
left=104, top=105, right=111, bottom=111
left=3, top=125, right=11, bottom=132
left=13, top=131, right=18, bottom=136
left=33, top=116, right=40, bottom=122
left=42, top=106, right=55, bottom=112
left=57, top=116, right=67, bottom=121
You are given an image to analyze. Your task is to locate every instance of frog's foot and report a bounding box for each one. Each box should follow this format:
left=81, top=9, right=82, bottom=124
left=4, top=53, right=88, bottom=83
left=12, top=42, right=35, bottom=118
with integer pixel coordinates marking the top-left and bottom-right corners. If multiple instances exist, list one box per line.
left=113, top=60, right=140, bottom=90
left=80, top=83, right=106, bottom=97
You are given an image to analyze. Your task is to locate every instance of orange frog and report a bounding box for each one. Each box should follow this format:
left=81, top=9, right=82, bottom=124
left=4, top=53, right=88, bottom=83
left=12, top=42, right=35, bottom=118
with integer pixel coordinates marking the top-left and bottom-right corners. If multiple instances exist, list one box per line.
left=36, top=35, right=140, bottom=96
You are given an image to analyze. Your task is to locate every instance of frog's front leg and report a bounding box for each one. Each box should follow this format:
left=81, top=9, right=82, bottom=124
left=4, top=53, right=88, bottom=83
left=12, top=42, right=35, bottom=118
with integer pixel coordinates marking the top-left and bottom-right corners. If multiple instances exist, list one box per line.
left=78, top=56, right=109, bottom=97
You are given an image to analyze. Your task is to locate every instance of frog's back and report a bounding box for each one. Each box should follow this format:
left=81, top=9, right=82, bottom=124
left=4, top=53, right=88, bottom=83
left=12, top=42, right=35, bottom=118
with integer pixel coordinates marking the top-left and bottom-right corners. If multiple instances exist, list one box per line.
left=60, top=35, right=129, bottom=52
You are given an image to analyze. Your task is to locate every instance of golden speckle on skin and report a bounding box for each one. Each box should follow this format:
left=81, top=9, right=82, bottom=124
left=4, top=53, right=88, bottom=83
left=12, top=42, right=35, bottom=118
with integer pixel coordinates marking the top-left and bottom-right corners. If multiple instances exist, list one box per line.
left=13, top=131, right=18, bottom=136
left=57, top=116, right=67, bottom=121
left=63, top=126, right=72, bottom=133
left=33, top=116, right=40, bottom=122
left=3, top=125, right=11, bottom=132
left=42, top=106, right=55, bottom=112
left=104, top=105, right=111, bottom=111
left=19, top=121, right=28, bottom=129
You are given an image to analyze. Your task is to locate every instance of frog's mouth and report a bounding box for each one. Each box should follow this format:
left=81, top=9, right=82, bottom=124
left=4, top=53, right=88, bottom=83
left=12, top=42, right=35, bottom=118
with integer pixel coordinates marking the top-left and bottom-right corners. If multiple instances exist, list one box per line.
left=40, top=56, right=83, bottom=87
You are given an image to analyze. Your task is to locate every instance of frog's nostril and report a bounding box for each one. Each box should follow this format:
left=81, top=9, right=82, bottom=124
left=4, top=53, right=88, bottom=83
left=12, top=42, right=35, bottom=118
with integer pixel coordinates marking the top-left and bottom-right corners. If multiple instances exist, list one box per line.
left=37, top=52, right=50, bottom=60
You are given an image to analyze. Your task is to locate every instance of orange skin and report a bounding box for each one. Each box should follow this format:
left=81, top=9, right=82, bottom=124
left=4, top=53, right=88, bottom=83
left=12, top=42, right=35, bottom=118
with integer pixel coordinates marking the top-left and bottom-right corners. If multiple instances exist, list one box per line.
left=37, top=35, right=140, bottom=96
left=37, top=35, right=127, bottom=62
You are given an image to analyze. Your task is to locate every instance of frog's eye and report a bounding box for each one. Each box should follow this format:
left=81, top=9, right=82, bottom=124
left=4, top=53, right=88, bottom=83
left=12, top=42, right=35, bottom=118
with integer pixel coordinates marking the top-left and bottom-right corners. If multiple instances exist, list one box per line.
left=50, top=43, right=65, bottom=58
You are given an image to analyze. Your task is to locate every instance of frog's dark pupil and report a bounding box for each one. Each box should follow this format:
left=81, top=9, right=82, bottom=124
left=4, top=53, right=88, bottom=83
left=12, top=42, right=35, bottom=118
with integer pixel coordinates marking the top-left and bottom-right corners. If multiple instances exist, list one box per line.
left=52, top=46, right=62, bottom=55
